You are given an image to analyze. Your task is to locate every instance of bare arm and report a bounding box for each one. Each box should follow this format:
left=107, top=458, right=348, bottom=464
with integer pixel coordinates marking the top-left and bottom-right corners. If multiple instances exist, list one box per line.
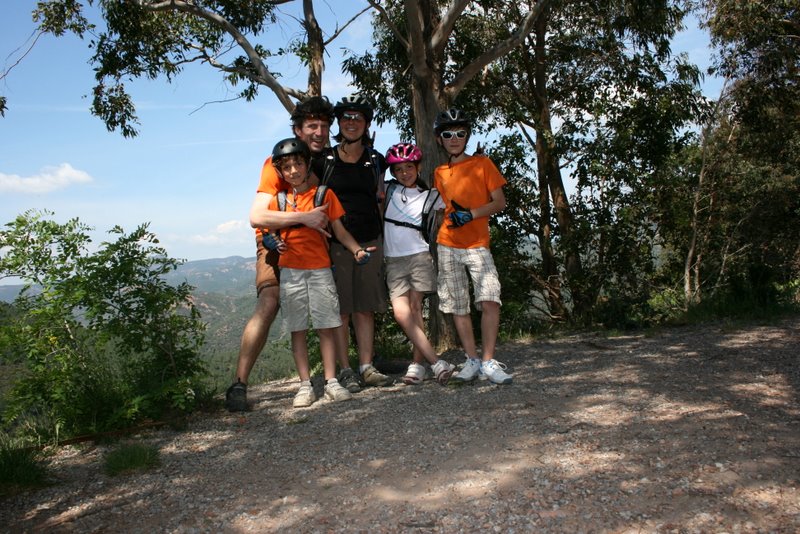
left=331, top=219, right=376, bottom=262
left=468, top=187, right=506, bottom=219
left=249, top=191, right=331, bottom=235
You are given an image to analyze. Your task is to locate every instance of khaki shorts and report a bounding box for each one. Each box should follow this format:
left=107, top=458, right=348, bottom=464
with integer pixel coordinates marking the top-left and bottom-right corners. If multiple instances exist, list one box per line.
left=330, top=239, right=388, bottom=315
left=437, top=245, right=502, bottom=315
left=279, top=267, right=342, bottom=332
left=385, top=251, right=437, bottom=301
left=255, top=235, right=280, bottom=295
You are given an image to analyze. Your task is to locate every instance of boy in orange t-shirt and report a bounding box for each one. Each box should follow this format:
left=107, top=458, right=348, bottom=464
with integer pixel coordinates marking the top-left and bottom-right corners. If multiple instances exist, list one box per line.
left=433, top=108, right=512, bottom=385
left=267, top=138, right=375, bottom=408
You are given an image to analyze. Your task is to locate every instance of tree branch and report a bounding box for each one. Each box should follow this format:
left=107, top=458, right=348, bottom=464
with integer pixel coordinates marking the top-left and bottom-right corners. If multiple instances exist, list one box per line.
left=367, top=0, right=410, bottom=50
left=131, top=0, right=296, bottom=112
left=431, top=0, right=470, bottom=54
left=445, top=0, right=553, bottom=101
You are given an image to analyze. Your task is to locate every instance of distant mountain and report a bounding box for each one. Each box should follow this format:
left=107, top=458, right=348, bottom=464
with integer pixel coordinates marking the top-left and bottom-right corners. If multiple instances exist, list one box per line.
left=164, top=256, right=258, bottom=296
left=0, top=256, right=259, bottom=303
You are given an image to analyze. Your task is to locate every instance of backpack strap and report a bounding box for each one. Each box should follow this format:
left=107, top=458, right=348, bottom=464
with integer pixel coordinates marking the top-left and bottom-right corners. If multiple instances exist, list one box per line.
left=319, top=148, right=337, bottom=186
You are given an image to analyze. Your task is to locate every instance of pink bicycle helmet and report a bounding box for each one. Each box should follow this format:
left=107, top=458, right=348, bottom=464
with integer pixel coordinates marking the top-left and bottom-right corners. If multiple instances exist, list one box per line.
left=385, top=143, right=423, bottom=165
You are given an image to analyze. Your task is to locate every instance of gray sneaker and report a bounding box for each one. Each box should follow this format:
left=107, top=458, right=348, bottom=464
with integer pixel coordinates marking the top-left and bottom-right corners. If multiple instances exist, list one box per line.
left=337, top=368, right=363, bottom=393
left=452, top=357, right=481, bottom=383
left=224, top=380, right=248, bottom=412
left=293, top=381, right=317, bottom=408
left=361, top=364, right=394, bottom=387
left=324, top=379, right=353, bottom=402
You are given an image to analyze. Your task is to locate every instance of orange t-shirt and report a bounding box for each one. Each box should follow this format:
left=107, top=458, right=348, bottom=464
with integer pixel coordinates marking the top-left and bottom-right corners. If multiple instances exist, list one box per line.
left=254, top=156, right=290, bottom=238
left=267, top=187, right=345, bottom=270
left=434, top=155, right=507, bottom=249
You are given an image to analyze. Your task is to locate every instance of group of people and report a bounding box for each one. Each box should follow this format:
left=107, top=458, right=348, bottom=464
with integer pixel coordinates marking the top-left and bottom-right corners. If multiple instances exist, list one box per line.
left=225, top=94, right=512, bottom=412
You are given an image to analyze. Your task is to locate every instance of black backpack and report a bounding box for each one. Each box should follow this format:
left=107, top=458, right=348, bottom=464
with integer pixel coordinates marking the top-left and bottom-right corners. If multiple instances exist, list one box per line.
left=383, top=179, right=442, bottom=244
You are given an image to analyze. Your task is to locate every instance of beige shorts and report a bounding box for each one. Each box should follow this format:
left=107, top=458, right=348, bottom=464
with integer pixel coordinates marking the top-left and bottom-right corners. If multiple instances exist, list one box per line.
left=436, top=245, right=502, bottom=315
left=279, top=267, right=342, bottom=332
left=385, top=251, right=437, bottom=301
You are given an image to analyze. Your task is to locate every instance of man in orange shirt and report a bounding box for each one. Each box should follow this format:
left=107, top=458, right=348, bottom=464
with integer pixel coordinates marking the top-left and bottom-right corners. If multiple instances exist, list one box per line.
left=433, top=108, right=513, bottom=385
left=266, top=138, right=375, bottom=408
left=225, top=97, right=335, bottom=412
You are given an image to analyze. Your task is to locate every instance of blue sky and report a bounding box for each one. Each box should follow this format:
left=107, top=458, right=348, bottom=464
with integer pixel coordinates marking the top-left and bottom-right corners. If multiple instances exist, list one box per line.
left=1, top=2, right=720, bottom=265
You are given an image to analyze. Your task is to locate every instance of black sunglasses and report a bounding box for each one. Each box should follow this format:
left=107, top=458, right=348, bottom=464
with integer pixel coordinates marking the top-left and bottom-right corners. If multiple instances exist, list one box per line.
left=440, top=130, right=467, bottom=139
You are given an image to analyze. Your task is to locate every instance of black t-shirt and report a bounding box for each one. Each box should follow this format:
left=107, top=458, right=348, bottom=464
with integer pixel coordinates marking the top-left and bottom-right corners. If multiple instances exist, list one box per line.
left=313, top=146, right=386, bottom=242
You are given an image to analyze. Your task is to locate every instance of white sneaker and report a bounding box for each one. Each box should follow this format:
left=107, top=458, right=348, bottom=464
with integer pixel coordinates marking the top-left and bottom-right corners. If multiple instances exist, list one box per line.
left=480, top=359, right=512, bottom=385
left=324, top=379, right=353, bottom=402
left=431, top=359, right=455, bottom=384
left=452, top=357, right=481, bottom=383
left=403, top=362, right=426, bottom=385
left=293, top=381, right=317, bottom=407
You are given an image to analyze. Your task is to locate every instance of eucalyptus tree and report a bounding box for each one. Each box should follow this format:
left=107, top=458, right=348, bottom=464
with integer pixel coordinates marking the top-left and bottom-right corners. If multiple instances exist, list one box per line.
left=17, top=0, right=369, bottom=136
left=347, top=0, right=704, bottom=322
left=676, top=0, right=800, bottom=307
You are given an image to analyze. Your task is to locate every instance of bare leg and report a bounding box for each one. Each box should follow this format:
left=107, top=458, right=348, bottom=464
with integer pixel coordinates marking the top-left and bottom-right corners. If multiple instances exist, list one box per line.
left=452, top=313, right=478, bottom=358
left=290, top=330, right=311, bottom=381
left=479, top=301, right=500, bottom=361
left=234, top=285, right=280, bottom=383
left=335, top=315, right=351, bottom=368
left=318, top=327, right=338, bottom=381
left=392, top=290, right=438, bottom=365
left=352, top=311, right=375, bottom=365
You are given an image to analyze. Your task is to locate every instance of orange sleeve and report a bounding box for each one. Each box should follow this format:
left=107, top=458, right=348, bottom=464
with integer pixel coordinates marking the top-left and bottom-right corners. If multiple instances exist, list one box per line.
left=257, top=156, right=289, bottom=195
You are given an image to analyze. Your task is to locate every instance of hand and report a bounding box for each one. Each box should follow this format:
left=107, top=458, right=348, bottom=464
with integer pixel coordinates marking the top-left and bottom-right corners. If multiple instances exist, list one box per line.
left=354, top=246, right=377, bottom=265
left=262, top=233, right=286, bottom=253
left=304, top=204, right=331, bottom=237
left=448, top=200, right=473, bottom=228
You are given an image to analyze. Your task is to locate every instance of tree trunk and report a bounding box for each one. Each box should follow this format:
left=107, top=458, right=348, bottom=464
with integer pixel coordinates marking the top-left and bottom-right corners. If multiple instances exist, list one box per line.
left=531, top=12, right=581, bottom=318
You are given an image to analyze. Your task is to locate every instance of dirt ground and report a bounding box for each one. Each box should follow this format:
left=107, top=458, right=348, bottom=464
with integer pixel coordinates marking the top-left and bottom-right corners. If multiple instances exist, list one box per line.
left=2, top=316, right=799, bottom=533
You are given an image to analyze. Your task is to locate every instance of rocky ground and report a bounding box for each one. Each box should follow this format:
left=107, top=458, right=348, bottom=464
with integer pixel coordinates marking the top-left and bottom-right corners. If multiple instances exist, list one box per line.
left=2, top=317, right=799, bottom=533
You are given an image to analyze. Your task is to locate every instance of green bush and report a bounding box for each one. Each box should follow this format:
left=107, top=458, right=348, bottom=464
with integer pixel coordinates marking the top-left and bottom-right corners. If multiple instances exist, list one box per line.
left=0, top=437, right=48, bottom=495
left=0, top=211, right=207, bottom=441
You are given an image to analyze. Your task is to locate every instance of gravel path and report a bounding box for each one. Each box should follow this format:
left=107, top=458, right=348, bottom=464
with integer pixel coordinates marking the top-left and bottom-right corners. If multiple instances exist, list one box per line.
left=2, top=317, right=799, bottom=533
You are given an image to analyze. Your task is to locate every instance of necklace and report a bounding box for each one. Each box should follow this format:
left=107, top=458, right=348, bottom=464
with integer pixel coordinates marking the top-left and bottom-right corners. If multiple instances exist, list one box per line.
left=289, top=188, right=299, bottom=210
left=401, top=186, right=408, bottom=203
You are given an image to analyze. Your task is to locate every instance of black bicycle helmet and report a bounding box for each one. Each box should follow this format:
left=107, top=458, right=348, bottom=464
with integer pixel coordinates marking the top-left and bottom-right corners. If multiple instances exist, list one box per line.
left=290, top=96, right=334, bottom=126
left=334, top=93, right=374, bottom=123
left=272, top=137, right=311, bottom=164
left=434, top=108, right=471, bottom=133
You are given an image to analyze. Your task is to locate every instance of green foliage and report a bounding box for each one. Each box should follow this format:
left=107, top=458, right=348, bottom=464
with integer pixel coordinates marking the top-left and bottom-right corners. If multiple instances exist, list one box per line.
left=0, top=437, right=48, bottom=496
left=104, top=443, right=160, bottom=476
left=0, top=210, right=207, bottom=441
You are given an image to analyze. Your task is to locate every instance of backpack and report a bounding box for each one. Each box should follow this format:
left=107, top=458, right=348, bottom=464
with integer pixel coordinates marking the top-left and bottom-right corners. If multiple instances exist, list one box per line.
left=383, top=179, right=442, bottom=244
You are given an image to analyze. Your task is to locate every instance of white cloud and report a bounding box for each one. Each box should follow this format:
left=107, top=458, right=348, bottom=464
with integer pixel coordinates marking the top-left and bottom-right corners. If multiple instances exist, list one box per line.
left=187, top=220, right=250, bottom=244
left=0, top=163, right=93, bottom=194
left=215, top=220, right=248, bottom=234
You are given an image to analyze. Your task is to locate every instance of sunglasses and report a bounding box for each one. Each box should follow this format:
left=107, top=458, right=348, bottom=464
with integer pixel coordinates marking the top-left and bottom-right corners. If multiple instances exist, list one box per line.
left=341, top=112, right=365, bottom=121
left=440, top=130, right=467, bottom=139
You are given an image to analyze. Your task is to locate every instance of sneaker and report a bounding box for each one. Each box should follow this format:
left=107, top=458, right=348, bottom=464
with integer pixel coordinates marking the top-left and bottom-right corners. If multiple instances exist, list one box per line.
left=402, top=362, right=427, bottom=385
left=480, top=359, right=513, bottom=385
left=324, top=379, right=353, bottom=402
left=452, top=357, right=481, bottom=383
left=224, top=380, right=248, bottom=412
left=431, top=359, right=455, bottom=384
left=293, top=381, right=317, bottom=408
left=337, top=368, right=363, bottom=393
left=361, top=364, right=394, bottom=387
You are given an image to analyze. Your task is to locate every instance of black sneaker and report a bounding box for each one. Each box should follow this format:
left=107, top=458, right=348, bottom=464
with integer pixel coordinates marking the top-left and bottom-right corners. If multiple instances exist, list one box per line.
left=224, top=380, right=248, bottom=412
left=337, top=368, right=363, bottom=393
